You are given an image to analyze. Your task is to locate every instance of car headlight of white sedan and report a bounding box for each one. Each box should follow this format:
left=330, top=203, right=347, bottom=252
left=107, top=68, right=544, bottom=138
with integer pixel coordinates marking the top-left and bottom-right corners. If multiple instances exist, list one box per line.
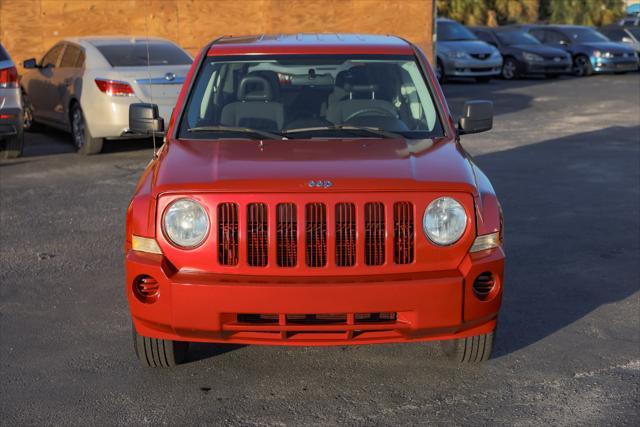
left=163, top=198, right=210, bottom=248
left=423, top=197, right=467, bottom=246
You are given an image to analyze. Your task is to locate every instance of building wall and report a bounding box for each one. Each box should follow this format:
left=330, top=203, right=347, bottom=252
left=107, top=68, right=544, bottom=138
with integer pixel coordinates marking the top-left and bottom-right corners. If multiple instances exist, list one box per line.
left=0, top=0, right=434, bottom=70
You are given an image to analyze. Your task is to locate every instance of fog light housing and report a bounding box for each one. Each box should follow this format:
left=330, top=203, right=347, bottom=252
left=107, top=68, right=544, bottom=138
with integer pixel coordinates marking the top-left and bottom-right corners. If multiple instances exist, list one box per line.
left=133, top=275, right=160, bottom=303
left=473, top=272, right=496, bottom=300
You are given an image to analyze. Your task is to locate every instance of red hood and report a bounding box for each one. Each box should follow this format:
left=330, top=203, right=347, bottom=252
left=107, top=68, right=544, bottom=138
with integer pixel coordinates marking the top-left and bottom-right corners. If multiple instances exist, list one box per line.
left=152, top=137, right=479, bottom=196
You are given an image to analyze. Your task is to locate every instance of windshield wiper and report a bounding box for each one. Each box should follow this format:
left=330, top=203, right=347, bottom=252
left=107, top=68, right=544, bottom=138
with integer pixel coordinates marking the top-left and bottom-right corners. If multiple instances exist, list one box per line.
left=284, top=125, right=403, bottom=139
left=186, top=126, right=287, bottom=140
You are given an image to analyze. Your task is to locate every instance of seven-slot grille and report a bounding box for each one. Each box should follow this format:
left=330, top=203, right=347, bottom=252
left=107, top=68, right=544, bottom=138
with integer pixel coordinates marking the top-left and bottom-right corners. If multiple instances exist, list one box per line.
left=216, top=201, right=415, bottom=268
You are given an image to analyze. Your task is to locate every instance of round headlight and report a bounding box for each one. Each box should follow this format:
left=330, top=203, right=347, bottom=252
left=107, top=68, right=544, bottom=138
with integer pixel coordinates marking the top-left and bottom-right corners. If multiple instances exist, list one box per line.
left=423, top=197, right=467, bottom=246
left=163, top=198, right=209, bottom=248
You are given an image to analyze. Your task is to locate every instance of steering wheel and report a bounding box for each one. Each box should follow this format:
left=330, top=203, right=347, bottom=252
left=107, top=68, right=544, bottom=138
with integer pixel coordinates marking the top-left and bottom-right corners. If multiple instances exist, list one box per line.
left=344, top=107, right=397, bottom=122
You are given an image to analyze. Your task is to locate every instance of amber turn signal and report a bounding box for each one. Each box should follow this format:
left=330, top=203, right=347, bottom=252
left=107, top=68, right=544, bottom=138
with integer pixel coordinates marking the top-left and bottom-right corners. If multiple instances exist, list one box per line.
left=132, top=235, right=163, bottom=255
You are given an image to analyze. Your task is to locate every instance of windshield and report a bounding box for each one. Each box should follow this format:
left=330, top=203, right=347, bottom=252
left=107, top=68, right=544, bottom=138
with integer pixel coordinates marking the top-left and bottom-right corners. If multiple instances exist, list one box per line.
left=437, top=21, right=478, bottom=41
left=179, top=55, right=443, bottom=140
left=496, top=31, right=541, bottom=46
left=96, top=42, right=192, bottom=67
left=566, top=28, right=610, bottom=43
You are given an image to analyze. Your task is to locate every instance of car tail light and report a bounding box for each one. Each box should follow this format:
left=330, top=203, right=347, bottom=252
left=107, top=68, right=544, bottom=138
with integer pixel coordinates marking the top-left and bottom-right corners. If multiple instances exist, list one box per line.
left=94, top=78, right=134, bottom=96
left=0, top=66, right=18, bottom=88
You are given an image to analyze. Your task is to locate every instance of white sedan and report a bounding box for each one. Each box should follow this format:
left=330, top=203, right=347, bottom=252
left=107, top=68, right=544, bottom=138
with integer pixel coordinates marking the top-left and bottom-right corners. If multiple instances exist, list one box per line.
left=20, top=36, right=192, bottom=154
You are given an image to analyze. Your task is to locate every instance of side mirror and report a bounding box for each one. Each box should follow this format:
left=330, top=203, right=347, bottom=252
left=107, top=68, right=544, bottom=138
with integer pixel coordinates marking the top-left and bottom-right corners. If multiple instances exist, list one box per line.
left=129, top=103, right=164, bottom=135
left=23, top=58, right=38, bottom=69
left=458, top=100, right=493, bottom=135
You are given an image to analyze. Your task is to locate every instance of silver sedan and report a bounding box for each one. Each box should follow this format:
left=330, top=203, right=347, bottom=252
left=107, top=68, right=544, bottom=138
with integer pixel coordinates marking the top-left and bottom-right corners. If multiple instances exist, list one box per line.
left=20, top=37, right=192, bottom=154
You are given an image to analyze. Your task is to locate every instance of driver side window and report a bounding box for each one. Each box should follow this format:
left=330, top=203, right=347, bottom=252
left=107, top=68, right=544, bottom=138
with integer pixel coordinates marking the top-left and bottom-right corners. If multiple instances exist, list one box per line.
left=545, top=30, right=568, bottom=45
left=41, top=44, right=64, bottom=68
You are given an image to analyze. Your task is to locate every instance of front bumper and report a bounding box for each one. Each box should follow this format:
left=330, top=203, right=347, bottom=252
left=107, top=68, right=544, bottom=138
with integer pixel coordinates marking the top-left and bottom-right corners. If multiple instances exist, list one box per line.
left=127, top=248, right=504, bottom=346
left=443, top=57, right=502, bottom=77
left=523, top=60, right=572, bottom=74
left=591, top=56, right=639, bottom=73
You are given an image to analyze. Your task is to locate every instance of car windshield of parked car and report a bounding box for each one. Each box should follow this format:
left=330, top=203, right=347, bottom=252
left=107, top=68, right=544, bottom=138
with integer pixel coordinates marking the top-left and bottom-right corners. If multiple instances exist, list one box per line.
left=566, top=28, right=610, bottom=43
left=496, top=31, right=541, bottom=46
left=437, top=21, right=478, bottom=41
left=180, top=55, right=443, bottom=140
left=96, top=41, right=192, bottom=67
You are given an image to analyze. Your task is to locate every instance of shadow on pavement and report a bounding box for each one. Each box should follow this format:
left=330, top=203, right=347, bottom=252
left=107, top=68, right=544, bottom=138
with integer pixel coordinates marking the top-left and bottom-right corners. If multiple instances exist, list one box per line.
left=472, top=125, right=640, bottom=357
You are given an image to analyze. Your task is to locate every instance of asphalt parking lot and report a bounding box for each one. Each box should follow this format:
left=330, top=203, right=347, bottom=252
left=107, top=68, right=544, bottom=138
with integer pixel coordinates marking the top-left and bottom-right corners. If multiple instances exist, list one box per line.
left=1, top=73, right=639, bottom=425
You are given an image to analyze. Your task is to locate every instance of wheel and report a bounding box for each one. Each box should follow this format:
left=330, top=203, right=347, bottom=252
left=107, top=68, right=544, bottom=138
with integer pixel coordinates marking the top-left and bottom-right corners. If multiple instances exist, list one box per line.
left=70, top=103, right=103, bottom=155
left=475, top=76, right=492, bottom=83
left=573, top=55, right=593, bottom=77
left=21, top=91, right=40, bottom=132
left=436, top=59, right=446, bottom=83
left=440, top=330, right=495, bottom=363
left=1, top=128, right=24, bottom=159
left=132, top=324, right=189, bottom=368
left=501, top=57, right=518, bottom=80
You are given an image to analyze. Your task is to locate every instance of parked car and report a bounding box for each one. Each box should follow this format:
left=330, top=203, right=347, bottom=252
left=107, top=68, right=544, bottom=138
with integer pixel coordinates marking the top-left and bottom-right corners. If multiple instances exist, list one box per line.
left=471, top=27, right=571, bottom=79
left=125, top=34, right=505, bottom=367
left=435, top=18, right=503, bottom=82
left=0, top=43, right=24, bottom=159
left=20, top=37, right=192, bottom=154
left=617, top=15, right=640, bottom=26
left=519, top=25, right=639, bottom=76
left=600, top=25, right=640, bottom=55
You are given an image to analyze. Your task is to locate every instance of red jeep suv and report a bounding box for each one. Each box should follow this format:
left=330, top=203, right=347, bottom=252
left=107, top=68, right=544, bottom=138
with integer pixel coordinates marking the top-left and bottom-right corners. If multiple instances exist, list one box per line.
left=126, top=34, right=504, bottom=367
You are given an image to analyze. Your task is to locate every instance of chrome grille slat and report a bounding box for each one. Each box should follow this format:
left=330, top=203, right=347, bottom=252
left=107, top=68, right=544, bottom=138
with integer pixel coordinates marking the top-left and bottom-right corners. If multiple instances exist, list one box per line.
left=305, top=203, right=327, bottom=267
left=394, top=202, right=414, bottom=264
left=276, top=203, right=298, bottom=267
left=218, top=203, right=239, bottom=265
left=335, top=203, right=356, bottom=267
left=364, top=202, right=385, bottom=266
left=247, top=203, right=268, bottom=266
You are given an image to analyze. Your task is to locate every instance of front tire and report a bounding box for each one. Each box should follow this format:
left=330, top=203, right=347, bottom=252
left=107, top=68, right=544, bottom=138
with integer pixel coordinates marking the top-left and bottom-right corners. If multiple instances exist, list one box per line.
left=573, top=55, right=593, bottom=77
left=70, top=104, right=103, bottom=155
left=132, top=325, right=189, bottom=368
left=501, top=57, right=518, bottom=80
left=441, top=330, right=495, bottom=363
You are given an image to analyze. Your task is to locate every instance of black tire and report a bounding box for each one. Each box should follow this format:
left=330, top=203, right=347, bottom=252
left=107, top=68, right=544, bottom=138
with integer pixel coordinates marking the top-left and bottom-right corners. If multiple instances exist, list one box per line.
left=573, top=55, right=593, bottom=77
left=132, top=325, right=189, bottom=368
left=475, top=76, right=492, bottom=83
left=70, top=103, right=103, bottom=155
left=1, top=128, right=24, bottom=159
left=436, top=59, right=446, bottom=83
left=441, top=330, right=495, bottom=363
left=501, top=57, right=519, bottom=80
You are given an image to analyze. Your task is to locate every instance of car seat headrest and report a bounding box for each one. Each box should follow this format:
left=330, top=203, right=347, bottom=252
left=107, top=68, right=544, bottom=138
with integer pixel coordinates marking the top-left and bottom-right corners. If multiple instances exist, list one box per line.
left=238, top=76, right=273, bottom=102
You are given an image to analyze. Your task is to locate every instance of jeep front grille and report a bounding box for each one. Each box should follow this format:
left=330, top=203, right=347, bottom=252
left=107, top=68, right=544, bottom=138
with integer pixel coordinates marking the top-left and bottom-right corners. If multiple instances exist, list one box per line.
left=213, top=200, right=416, bottom=269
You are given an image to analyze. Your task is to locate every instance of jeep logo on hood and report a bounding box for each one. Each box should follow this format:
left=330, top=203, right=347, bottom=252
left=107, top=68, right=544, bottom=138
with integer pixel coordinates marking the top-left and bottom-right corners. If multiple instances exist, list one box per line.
left=308, top=180, right=333, bottom=189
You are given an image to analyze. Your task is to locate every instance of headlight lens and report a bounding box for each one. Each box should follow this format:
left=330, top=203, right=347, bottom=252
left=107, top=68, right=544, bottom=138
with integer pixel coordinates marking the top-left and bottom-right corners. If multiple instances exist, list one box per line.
left=447, top=51, right=469, bottom=59
left=522, top=52, right=544, bottom=62
left=423, top=197, right=467, bottom=246
left=163, top=198, right=209, bottom=248
left=593, top=50, right=613, bottom=59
